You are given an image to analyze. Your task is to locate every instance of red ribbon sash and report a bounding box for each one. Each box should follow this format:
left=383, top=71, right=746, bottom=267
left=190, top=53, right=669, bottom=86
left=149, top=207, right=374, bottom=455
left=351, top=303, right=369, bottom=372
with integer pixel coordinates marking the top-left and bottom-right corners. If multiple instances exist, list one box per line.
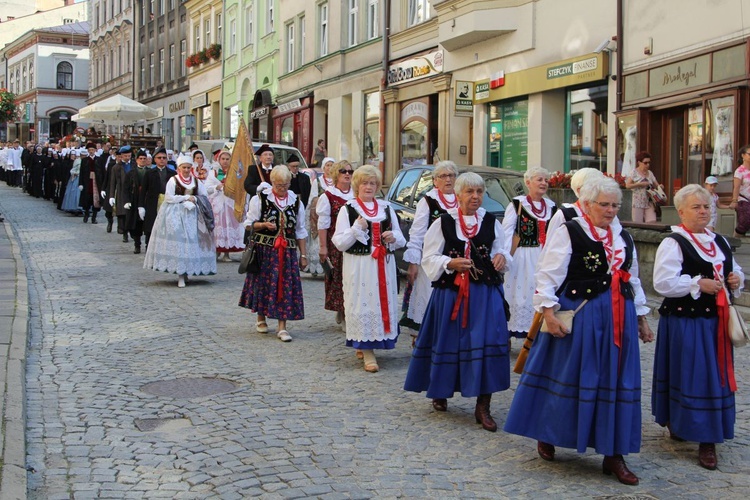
left=714, top=264, right=737, bottom=391
left=450, top=244, right=471, bottom=328
left=371, top=222, right=391, bottom=333
left=538, top=220, right=547, bottom=247
left=274, top=235, right=288, bottom=301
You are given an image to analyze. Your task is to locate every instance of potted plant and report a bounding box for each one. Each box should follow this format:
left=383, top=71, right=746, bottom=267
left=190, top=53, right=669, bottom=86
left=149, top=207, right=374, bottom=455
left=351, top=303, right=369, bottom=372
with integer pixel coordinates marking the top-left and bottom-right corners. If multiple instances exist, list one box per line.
left=207, top=43, right=221, bottom=60
left=0, top=89, right=17, bottom=123
left=197, top=49, right=209, bottom=65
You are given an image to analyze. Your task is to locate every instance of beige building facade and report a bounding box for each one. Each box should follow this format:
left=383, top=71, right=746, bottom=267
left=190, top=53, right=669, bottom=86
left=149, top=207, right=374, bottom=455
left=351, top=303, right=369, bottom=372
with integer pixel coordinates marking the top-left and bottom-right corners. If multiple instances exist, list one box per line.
left=88, top=0, right=134, bottom=110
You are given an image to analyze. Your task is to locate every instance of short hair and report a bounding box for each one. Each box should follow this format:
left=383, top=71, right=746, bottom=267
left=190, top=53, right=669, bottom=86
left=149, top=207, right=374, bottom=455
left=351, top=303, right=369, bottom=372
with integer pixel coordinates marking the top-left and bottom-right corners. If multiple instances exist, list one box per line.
left=636, top=151, right=651, bottom=163
left=578, top=176, right=622, bottom=204
left=433, top=160, right=459, bottom=181
left=738, top=144, right=750, bottom=164
left=352, top=165, right=381, bottom=197
left=570, top=168, right=604, bottom=197
left=524, top=166, right=550, bottom=182
left=674, top=184, right=710, bottom=210
left=318, top=139, right=325, bottom=145
left=330, top=160, right=353, bottom=185
left=270, top=164, right=292, bottom=183
left=454, top=172, right=485, bottom=195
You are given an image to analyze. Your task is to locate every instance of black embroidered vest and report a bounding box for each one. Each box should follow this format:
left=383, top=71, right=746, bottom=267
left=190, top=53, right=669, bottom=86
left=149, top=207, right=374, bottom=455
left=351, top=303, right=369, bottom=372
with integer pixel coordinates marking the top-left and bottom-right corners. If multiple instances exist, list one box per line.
left=253, top=192, right=300, bottom=246
left=512, top=198, right=558, bottom=247
left=658, top=233, right=732, bottom=318
left=425, top=195, right=448, bottom=225
left=561, top=205, right=579, bottom=222
left=433, top=213, right=504, bottom=290
left=558, top=221, right=634, bottom=300
left=344, top=203, right=392, bottom=255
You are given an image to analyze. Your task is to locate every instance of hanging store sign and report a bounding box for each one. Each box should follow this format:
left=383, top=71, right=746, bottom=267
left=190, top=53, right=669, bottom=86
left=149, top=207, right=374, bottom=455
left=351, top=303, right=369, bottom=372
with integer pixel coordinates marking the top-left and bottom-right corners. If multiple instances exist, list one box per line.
left=387, top=51, right=444, bottom=86
left=277, top=99, right=302, bottom=114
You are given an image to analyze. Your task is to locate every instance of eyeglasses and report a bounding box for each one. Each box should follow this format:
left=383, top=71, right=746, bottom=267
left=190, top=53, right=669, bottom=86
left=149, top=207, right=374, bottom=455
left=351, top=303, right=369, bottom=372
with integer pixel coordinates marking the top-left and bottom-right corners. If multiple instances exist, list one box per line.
left=435, top=173, right=457, bottom=180
left=339, top=169, right=354, bottom=174
left=592, top=201, right=621, bottom=209
left=642, top=160, right=651, bottom=165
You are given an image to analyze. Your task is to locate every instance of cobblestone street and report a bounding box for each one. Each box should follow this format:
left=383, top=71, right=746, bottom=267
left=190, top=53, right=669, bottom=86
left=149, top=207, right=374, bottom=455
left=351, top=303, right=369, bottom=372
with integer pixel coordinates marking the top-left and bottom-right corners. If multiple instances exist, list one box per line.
left=2, top=183, right=750, bottom=499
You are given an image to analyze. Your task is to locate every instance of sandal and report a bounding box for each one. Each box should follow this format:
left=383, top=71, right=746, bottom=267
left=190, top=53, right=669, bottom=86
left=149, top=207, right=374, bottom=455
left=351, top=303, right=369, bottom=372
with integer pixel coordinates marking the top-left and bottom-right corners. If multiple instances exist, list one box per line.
left=256, top=320, right=269, bottom=333
left=355, top=349, right=364, bottom=359
left=364, top=362, right=379, bottom=373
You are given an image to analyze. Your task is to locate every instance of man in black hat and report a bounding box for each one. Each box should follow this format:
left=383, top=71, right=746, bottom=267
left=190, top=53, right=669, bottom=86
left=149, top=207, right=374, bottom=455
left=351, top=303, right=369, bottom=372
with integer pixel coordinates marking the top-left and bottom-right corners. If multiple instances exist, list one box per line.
left=109, top=145, right=134, bottom=242
left=99, top=146, right=119, bottom=232
left=139, top=147, right=175, bottom=248
left=188, top=142, right=198, bottom=152
left=244, top=143, right=275, bottom=195
left=123, top=149, right=151, bottom=253
left=78, top=143, right=104, bottom=223
left=286, top=153, right=311, bottom=208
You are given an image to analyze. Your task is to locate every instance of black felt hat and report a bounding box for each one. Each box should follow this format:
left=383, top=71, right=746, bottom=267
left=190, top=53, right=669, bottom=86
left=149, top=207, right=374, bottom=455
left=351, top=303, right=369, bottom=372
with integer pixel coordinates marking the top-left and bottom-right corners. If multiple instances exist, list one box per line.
left=255, top=144, right=274, bottom=156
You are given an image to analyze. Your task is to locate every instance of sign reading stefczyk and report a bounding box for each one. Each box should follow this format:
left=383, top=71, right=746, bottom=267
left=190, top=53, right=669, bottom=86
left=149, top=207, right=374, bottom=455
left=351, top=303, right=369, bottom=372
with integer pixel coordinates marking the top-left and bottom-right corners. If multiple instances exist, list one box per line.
left=388, top=51, right=444, bottom=86
left=473, top=52, right=609, bottom=105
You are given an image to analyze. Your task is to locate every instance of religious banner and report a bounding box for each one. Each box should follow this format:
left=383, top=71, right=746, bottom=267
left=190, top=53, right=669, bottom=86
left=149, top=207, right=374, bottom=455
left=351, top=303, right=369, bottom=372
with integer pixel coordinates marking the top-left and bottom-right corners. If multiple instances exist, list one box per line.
left=225, top=118, right=256, bottom=222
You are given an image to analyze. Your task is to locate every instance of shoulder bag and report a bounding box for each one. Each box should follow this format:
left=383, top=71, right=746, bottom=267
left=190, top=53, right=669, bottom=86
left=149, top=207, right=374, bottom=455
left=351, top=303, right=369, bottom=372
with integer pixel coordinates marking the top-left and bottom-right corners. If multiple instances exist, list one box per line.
left=540, top=299, right=589, bottom=335
left=238, top=223, right=261, bottom=274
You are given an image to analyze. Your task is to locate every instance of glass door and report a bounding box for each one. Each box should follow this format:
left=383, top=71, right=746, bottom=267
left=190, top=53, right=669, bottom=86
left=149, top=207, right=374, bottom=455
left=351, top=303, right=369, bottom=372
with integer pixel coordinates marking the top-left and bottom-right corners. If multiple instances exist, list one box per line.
left=668, top=109, right=685, bottom=199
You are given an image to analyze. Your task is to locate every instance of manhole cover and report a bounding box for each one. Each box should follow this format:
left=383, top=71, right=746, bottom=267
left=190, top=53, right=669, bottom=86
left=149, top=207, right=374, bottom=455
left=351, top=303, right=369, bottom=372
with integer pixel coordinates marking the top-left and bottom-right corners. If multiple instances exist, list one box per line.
left=594, top=495, right=659, bottom=500
left=140, top=377, right=238, bottom=398
left=134, top=417, right=192, bottom=432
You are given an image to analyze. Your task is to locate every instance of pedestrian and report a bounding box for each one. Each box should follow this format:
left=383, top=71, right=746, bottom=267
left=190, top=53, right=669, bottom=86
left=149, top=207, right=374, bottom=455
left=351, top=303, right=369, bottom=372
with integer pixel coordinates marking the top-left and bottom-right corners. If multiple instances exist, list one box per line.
left=625, top=151, right=660, bottom=223
left=244, top=143, right=275, bottom=195
left=317, top=157, right=336, bottom=192
left=400, top=160, right=459, bottom=338
left=501, top=166, right=556, bottom=340
left=204, top=150, right=245, bottom=261
left=109, top=145, right=134, bottom=242
left=504, top=176, right=654, bottom=486
left=729, top=144, right=750, bottom=237
left=78, top=144, right=103, bottom=224
left=404, top=171, right=511, bottom=431
left=313, top=138, right=326, bottom=166
left=544, top=168, right=604, bottom=239
left=316, top=160, right=355, bottom=327
left=100, top=146, right=119, bottom=233
left=138, top=147, right=176, bottom=248
left=331, top=165, right=405, bottom=372
left=143, top=153, right=216, bottom=287
left=703, top=175, right=729, bottom=232
left=239, top=165, right=308, bottom=342
left=123, top=149, right=151, bottom=253
left=29, top=145, right=45, bottom=198
left=60, top=150, right=82, bottom=214
left=652, top=183, right=744, bottom=470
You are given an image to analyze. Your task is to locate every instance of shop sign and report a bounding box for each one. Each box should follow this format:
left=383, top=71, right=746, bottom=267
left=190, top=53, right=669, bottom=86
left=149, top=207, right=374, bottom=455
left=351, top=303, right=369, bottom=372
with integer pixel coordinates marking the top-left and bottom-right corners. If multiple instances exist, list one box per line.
left=455, top=81, right=473, bottom=113
left=401, top=101, right=428, bottom=123
left=547, top=57, right=598, bottom=80
left=277, top=99, right=302, bottom=114
left=169, top=100, right=186, bottom=114
left=250, top=107, right=268, bottom=119
left=190, top=93, right=207, bottom=109
left=387, top=51, right=444, bottom=86
left=648, top=54, right=710, bottom=97
left=474, top=82, right=490, bottom=101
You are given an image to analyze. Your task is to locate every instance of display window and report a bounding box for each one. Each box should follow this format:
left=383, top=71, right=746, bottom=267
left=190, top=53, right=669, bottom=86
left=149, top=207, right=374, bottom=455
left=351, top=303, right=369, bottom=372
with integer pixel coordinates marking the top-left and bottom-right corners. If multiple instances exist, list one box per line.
left=364, top=91, right=380, bottom=166
left=487, top=99, right=527, bottom=171
left=566, top=84, right=608, bottom=172
left=401, top=98, right=429, bottom=167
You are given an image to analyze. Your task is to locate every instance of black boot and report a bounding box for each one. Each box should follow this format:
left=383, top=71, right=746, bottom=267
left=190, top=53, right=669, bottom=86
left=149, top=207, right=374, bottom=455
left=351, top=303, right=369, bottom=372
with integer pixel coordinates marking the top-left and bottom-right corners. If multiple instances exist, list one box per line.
left=91, top=214, right=98, bottom=224
left=83, top=211, right=89, bottom=223
left=122, top=234, right=129, bottom=243
left=106, top=220, right=113, bottom=233
left=474, top=394, right=497, bottom=432
left=133, top=246, right=141, bottom=254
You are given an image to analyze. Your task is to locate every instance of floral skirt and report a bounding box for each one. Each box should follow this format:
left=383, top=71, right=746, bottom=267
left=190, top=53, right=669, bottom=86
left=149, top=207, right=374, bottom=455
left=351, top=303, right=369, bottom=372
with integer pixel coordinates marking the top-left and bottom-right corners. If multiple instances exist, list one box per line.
left=238, top=243, right=305, bottom=320
left=324, top=232, right=344, bottom=312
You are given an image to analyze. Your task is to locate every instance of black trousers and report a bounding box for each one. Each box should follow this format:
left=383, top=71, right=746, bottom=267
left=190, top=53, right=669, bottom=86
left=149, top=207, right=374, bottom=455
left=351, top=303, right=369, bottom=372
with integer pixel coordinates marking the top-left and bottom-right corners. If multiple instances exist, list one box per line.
left=117, top=214, right=126, bottom=234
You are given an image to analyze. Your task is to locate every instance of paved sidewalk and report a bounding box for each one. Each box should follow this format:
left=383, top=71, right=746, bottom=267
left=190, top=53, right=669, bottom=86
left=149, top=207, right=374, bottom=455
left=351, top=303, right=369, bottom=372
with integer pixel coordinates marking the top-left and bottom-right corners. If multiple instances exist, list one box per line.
left=0, top=215, right=28, bottom=500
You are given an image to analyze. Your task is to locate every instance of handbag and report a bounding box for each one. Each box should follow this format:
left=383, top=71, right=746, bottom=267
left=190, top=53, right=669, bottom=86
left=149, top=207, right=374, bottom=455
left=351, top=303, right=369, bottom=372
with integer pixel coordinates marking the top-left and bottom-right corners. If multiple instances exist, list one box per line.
left=728, top=304, right=750, bottom=347
left=646, top=185, right=667, bottom=207
left=238, top=223, right=261, bottom=274
left=540, top=299, right=588, bottom=335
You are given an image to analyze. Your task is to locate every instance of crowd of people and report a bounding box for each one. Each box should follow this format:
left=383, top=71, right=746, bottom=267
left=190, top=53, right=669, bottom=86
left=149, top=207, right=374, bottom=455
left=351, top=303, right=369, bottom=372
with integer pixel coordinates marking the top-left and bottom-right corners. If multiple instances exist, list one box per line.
left=0, top=141, right=743, bottom=486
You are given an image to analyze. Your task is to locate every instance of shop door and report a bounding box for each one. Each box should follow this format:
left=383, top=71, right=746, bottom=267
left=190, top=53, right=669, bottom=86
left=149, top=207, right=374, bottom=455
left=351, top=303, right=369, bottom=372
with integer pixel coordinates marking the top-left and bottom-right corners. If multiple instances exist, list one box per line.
left=667, top=109, right=686, bottom=198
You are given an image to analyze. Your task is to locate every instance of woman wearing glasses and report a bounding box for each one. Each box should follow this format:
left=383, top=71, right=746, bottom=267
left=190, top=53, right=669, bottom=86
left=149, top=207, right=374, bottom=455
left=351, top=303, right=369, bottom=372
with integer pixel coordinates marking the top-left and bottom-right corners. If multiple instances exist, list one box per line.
left=316, top=161, right=355, bottom=328
left=239, top=165, right=308, bottom=342
left=625, top=151, right=659, bottom=223
left=501, top=166, right=556, bottom=340
left=401, top=161, right=460, bottom=337
left=729, top=144, right=750, bottom=237
left=505, top=176, right=654, bottom=486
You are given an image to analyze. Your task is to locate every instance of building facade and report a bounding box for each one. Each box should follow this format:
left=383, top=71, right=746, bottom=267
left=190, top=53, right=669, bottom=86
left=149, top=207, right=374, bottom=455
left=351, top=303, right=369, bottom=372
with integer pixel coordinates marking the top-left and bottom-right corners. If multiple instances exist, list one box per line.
left=0, top=0, right=86, bottom=48
left=4, top=22, right=90, bottom=143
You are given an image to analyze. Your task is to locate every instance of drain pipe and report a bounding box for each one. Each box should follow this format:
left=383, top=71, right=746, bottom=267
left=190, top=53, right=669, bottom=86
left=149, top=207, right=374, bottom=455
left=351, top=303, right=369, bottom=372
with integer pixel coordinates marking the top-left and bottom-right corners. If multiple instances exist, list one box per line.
left=616, top=0, right=623, bottom=111
left=379, top=0, right=391, bottom=178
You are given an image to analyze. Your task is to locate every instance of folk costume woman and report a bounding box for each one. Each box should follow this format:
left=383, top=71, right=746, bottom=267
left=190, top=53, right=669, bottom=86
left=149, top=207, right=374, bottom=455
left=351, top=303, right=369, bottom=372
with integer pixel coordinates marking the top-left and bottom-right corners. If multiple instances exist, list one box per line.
left=332, top=165, right=405, bottom=372
left=404, top=172, right=512, bottom=432
left=501, top=166, right=556, bottom=339
left=143, top=153, right=217, bottom=287
left=205, top=150, right=245, bottom=261
left=316, top=161, right=355, bottom=327
left=401, top=161, right=459, bottom=336
left=317, top=157, right=336, bottom=192
left=652, top=184, right=744, bottom=471
left=61, top=150, right=82, bottom=214
left=504, top=176, right=654, bottom=486
left=544, top=167, right=603, bottom=241
left=239, top=165, right=308, bottom=342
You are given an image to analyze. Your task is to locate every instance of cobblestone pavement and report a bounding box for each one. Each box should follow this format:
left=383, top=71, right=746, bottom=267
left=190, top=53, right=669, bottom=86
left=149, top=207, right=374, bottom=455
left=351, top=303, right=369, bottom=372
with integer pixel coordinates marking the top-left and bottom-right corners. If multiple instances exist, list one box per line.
left=2, top=183, right=750, bottom=499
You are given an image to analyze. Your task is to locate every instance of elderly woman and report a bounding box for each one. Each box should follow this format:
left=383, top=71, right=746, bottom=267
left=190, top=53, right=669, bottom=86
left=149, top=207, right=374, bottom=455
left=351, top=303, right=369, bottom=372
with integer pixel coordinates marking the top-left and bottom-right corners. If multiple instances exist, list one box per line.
left=317, top=157, right=336, bottom=192
left=625, top=151, right=659, bottom=223
left=401, top=160, right=459, bottom=336
left=239, top=165, right=308, bottom=342
left=545, top=168, right=604, bottom=239
left=60, top=150, right=82, bottom=214
left=205, top=150, right=245, bottom=261
left=332, top=165, right=405, bottom=372
left=502, top=166, right=556, bottom=339
left=404, top=172, right=511, bottom=431
left=143, top=153, right=217, bottom=287
left=504, top=176, right=654, bottom=486
left=652, top=184, right=744, bottom=470
left=317, top=160, right=355, bottom=326
left=730, top=144, right=750, bottom=237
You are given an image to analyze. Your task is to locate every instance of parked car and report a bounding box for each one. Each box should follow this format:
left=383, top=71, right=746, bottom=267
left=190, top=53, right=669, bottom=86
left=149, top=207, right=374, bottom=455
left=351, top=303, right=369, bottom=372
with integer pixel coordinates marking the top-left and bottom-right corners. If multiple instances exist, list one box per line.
left=385, top=165, right=526, bottom=272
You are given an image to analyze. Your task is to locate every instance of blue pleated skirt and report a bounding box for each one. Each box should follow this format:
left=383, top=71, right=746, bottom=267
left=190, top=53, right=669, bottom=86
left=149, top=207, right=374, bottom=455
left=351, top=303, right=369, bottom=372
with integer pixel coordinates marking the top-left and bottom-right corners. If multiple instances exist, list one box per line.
left=503, top=290, right=642, bottom=456
left=652, top=315, right=735, bottom=443
left=403, top=284, right=510, bottom=399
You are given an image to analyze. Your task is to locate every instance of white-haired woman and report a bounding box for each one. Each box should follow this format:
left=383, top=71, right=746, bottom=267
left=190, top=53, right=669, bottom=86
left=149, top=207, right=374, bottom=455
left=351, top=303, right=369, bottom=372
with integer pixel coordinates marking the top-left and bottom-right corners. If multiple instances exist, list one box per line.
left=239, top=165, right=308, bottom=342
left=545, top=168, right=604, bottom=239
left=505, top=176, right=654, bottom=486
left=332, top=165, right=406, bottom=372
left=401, top=160, right=459, bottom=336
left=501, top=166, right=556, bottom=339
left=143, top=153, right=217, bottom=287
left=652, top=184, right=744, bottom=471
left=404, top=172, right=512, bottom=431
left=205, top=150, right=245, bottom=261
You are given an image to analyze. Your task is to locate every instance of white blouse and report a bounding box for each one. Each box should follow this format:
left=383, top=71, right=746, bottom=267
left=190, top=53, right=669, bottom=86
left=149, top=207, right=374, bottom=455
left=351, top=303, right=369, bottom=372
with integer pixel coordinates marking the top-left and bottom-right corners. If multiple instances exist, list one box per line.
left=653, top=225, right=744, bottom=300
left=421, top=207, right=512, bottom=282
left=243, top=187, right=308, bottom=240
left=404, top=188, right=458, bottom=265
left=331, top=199, right=406, bottom=254
left=533, top=217, right=649, bottom=316
left=165, top=175, right=208, bottom=203
left=315, top=186, right=354, bottom=230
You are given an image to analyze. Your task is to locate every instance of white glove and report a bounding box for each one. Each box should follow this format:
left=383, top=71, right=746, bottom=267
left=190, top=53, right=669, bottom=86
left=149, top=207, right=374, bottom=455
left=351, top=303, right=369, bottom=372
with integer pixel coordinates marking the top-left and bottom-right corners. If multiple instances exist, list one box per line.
left=138, top=207, right=146, bottom=220
left=109, top=198, right=115, bottom=206
left=77, top=185, right=83, bottom=192
left=100, top=190, right=106, bottom=198
left=183, top=201, right=196, bottom=211
left=257, top=182, right=271, bottom=193
left=124, top=202, right=131, bottom=210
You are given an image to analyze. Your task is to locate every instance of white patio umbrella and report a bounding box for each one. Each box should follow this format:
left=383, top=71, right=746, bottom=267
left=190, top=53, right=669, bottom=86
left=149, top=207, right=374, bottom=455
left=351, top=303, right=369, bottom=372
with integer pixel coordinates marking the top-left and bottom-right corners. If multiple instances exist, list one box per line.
left=74, top=94, right=159, bottom=123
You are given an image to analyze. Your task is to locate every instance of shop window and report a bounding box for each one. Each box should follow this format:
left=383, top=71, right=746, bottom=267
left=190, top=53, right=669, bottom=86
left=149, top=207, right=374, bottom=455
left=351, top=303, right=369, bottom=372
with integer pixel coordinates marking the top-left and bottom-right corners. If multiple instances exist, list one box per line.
left=487, top=99, right=527, bottom=171
left=706, top=95, right=735, bottom=177
left=363, top=91, right=380, bottom=166
left=566, top=85, right=607, bottom=172
left=615, top=111, right=638, bottom=176
left=281, top=116, right=294, bottom=144
left=201, top=106, right=211, bottom=139
left=687, top=106, right=704, bottom=187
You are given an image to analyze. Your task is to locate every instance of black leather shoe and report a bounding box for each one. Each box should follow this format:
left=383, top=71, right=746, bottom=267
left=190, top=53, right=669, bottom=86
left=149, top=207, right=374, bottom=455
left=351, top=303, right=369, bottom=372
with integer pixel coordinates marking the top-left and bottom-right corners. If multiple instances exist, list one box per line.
left=83, top=212, right=89, bottom=223
left=699, top=443, right=717, bottom=470
left=122, top=234, right=129, bottom=243
left=106, top=221, right=113, bottom=233
left=602, top=455, right=639, bottom=485
left=537, top=441, right=555, bottom=461
left=91, top=218, right=98, bottom=224
left=133, top=247, right=141, bottom=254
left=431, top=399, right=447, bottom=412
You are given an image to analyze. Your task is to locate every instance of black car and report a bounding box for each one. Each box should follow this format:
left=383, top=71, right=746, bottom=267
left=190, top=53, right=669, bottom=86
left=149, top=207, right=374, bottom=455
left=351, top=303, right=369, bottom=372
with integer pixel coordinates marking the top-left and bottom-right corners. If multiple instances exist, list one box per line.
left=386, top=165, right=527, bottom=272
